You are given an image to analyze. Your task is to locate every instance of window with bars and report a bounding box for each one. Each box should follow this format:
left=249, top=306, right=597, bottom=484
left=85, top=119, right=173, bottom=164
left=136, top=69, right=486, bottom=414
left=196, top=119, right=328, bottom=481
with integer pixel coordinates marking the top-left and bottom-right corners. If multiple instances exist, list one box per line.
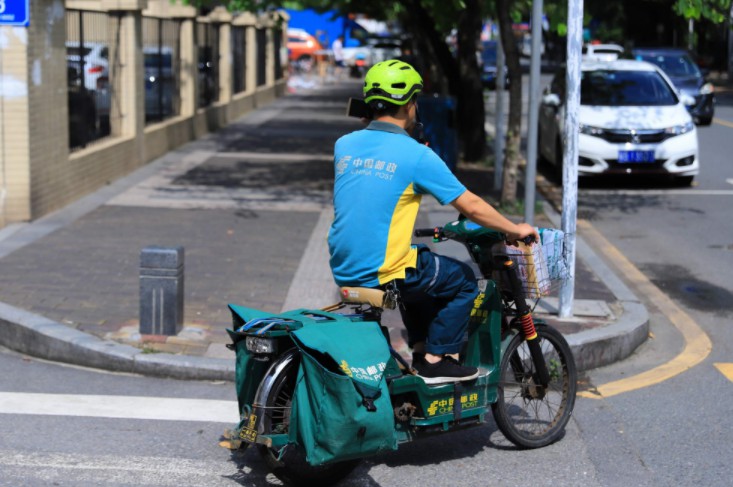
left=256, top=28, right=267, bottom=87
left=232, top=26, right=247, bottom=94
left=65, top=9, right=118, bottom=149
left=197, top=22, right=220, bottom=107
left=142, top=17, right=182, bottom=124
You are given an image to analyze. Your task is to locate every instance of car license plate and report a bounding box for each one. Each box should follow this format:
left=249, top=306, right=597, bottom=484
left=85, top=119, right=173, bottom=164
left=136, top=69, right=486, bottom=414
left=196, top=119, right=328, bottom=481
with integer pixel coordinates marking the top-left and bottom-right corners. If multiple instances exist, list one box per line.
left=618, top=150, right=655, bottom=163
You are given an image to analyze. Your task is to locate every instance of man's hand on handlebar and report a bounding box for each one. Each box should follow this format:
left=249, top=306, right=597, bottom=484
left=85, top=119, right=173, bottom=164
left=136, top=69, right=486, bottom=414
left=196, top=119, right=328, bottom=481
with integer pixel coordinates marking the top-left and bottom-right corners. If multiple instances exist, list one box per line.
left=506, top=223, right=540, bottom=247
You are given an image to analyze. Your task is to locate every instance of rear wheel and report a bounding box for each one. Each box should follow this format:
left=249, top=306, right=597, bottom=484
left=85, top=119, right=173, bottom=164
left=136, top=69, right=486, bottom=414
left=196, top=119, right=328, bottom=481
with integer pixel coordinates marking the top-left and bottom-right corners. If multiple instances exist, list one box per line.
left=257, top=350, right=360, bottom=485
left=492, top=325, right=577, bottom=448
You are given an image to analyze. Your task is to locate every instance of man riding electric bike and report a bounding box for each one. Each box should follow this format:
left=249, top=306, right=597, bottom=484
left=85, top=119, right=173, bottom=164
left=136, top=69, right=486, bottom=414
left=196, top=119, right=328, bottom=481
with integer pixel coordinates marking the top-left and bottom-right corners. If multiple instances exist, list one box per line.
left=327, top=59, right=539, bottom=384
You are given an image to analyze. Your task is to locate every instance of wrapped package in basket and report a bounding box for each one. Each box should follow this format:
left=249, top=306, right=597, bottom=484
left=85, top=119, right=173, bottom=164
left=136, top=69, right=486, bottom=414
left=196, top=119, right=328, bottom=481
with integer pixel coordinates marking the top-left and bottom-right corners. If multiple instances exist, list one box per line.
left=502, top=241, right=551, bottom=298
left=539, top=228, right=569, bottom=281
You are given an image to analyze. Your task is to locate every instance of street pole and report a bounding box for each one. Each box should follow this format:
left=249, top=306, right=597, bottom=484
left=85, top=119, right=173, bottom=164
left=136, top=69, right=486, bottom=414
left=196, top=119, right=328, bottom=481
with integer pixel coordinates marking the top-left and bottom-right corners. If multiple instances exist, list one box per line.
left=729, top=5, right=733, bottom=81
left=494, top=36, right=506, bottom=192
left=558, top=0, right=583, bottom=319
left=524, top=0, right=543, bottom=225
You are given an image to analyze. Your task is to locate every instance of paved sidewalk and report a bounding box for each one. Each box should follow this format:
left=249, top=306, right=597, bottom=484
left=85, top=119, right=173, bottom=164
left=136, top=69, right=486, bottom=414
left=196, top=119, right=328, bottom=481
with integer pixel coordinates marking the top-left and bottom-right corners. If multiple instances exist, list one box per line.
left=0, top=77, right=648, bottom=380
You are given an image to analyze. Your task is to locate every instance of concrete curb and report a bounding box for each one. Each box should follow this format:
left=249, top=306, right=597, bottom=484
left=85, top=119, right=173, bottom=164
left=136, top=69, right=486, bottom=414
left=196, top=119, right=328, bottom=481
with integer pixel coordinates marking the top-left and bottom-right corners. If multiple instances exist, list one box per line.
left=0, top=301, right=234, bottom=381
left=566, top=300, right=648, bottom=371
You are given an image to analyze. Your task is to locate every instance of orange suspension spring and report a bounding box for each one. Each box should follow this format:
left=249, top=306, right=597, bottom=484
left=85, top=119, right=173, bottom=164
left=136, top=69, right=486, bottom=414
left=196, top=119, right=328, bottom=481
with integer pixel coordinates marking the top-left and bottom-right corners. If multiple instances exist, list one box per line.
left=519, top=313, right=538, bottom=340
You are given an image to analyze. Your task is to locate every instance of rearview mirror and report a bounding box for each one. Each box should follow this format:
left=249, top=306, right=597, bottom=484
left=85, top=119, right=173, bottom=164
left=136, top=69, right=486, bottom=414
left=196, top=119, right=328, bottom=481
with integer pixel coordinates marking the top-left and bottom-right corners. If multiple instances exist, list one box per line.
left=680, top=94, right=696, bottom=107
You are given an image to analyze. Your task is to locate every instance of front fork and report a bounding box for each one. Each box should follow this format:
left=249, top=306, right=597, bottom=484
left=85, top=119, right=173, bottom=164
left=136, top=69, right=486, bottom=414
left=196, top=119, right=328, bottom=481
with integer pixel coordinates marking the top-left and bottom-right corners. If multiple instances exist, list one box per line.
left=501, top=259, right=551, bottom=388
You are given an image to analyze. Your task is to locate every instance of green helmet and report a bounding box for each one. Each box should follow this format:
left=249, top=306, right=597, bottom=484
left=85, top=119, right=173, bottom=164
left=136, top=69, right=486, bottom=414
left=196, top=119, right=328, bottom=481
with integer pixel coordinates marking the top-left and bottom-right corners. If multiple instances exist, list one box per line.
left=363, top=60, right=423, bottom=106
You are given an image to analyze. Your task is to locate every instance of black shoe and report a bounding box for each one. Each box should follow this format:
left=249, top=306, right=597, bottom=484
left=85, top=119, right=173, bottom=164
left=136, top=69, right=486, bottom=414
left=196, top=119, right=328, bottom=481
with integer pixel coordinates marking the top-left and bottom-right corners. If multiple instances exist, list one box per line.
left=414, top=355, right=479, bottom=385
left=411, top=352, right=425, bottom=366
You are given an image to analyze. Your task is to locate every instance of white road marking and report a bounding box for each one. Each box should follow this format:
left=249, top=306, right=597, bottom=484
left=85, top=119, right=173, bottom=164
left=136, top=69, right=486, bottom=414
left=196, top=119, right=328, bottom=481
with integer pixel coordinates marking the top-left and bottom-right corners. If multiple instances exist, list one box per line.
left=0, top=451, right=247, bottom=485
left=0, top=392, right=239, bottom=423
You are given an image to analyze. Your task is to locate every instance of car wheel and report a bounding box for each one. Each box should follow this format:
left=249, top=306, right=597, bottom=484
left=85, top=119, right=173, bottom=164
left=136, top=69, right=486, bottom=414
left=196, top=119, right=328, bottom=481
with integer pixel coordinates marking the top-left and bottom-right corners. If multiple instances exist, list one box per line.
left=697, top=116, right=713, bottom=126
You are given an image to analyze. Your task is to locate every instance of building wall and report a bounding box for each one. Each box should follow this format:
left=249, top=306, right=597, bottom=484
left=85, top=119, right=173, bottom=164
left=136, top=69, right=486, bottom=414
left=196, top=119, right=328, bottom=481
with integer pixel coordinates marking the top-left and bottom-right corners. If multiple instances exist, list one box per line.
left=0, top=25, right=33, bottom=225
left=0, top=0, right=288, bottom=228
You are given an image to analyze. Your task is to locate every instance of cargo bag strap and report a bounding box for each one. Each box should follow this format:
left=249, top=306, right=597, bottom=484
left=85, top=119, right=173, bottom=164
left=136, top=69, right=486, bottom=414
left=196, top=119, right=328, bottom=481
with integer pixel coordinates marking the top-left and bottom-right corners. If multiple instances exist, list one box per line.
left=353, top=382, right=382, bottom=412
left=453, top=382, right=463, bottom=423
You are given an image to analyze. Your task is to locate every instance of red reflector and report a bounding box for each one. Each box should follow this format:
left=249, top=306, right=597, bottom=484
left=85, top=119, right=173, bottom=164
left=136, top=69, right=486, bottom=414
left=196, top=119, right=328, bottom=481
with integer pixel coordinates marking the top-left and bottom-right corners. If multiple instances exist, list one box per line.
left=88, top=65, right=104, bottom=74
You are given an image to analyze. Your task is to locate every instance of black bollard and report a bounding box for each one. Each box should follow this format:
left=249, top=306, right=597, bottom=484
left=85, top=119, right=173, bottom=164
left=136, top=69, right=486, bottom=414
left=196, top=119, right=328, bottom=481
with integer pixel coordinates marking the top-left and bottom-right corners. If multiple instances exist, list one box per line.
left=139, top=246, right=184, bottom=335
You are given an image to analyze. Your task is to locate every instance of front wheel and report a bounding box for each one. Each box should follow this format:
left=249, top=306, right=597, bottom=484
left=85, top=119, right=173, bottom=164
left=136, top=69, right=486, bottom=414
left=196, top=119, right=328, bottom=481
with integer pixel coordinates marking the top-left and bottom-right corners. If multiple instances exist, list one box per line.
left=256, top=350, right=360, bottom=486
left=491, top=324, right=577, bottom=448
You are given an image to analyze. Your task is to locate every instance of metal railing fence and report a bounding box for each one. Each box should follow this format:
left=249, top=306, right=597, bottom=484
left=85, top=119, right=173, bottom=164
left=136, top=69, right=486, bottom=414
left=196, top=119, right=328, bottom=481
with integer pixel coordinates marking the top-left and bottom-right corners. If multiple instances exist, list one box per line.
left=65, top=9, right=118, bottom=149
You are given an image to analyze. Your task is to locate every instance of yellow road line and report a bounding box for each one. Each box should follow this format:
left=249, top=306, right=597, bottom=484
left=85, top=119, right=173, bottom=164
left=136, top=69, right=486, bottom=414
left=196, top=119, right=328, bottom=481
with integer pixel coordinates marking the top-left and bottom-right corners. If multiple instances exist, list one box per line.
left=714, top=363, right=733, bottom=382
left=576, top=219, right=712, bottom=399
left=713, top=117, right=733, bottom=129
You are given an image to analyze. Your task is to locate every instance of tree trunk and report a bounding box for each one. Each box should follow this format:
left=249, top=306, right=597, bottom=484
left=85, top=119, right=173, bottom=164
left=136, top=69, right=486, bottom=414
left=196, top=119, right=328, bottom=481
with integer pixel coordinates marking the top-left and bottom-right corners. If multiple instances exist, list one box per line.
left=496, top=0, right=524, bottom=205
left=456, top=0, right=487, bottom=162
left=403, top=0, right=460, bottom=94
left=401, top=0, right=487, bottom=163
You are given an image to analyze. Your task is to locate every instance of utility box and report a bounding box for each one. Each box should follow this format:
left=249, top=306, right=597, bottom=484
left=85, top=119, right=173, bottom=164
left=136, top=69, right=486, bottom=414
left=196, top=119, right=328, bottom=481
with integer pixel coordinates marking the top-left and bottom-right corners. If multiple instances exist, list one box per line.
left=140, top=246, right=184, bottom=336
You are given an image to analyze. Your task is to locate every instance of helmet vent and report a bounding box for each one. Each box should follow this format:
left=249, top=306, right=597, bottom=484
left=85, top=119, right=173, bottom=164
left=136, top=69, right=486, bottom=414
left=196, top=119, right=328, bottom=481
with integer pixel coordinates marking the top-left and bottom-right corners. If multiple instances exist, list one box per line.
left=388, top=61, right=399, bottom=66
left=391, top=82, right=406, bottom=89
left=399, top=66, right=410, bottom=70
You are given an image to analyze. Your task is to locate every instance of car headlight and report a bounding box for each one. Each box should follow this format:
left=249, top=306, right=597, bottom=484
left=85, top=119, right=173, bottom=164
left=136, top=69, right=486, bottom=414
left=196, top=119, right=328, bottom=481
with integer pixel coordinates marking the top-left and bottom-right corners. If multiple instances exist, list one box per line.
left=700, top=82, right=714, bottom=95
left=579, top=124, right=605, bottom=136
left=246, top=336, right=276, bottom=354
left=664, top=121, right=694, bottom=135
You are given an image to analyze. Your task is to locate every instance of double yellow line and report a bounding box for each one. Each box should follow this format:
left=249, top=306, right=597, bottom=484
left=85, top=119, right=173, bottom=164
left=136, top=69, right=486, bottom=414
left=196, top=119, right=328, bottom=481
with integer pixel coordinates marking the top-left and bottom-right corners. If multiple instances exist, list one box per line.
left=576, top=220, right=712, bottom=399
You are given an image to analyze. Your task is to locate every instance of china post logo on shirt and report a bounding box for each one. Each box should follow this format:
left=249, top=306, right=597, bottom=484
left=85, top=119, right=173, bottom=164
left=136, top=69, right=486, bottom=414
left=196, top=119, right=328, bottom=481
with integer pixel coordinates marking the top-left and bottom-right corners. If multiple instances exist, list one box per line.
left=336, top=156, right=351, bottom=175
left=336, top=154, right=398, bottom=180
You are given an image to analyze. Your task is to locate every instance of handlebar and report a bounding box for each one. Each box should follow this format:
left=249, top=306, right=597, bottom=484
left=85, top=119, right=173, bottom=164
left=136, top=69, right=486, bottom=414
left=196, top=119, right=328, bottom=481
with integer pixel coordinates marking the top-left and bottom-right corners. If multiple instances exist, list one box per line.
left=520, top=235, right=537, bottom=245
left=414, top=227, right=442, bottom=238
left=413, top=226, right=537, bottom=245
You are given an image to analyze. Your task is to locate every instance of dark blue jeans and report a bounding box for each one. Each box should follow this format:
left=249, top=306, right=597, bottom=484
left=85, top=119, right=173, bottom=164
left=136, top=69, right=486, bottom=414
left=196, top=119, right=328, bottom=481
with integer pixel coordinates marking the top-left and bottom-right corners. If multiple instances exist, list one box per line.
left=395, top=245, right=479, bottom=355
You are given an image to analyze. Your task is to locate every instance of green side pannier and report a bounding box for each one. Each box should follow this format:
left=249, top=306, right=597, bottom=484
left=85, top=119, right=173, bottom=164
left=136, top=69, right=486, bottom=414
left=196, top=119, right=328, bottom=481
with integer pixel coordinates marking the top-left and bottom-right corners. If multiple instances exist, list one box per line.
left=288, top=321, right=397, bottom=465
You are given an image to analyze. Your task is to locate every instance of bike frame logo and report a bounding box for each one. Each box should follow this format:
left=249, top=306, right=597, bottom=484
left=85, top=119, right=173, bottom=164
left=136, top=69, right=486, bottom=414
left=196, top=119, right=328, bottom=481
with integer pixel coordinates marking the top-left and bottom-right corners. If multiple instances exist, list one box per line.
left=470, top=292, right=487, bottom=322
left=427, top=393, right=480, bottom=416
left=340, top=359, right=387, bottom=382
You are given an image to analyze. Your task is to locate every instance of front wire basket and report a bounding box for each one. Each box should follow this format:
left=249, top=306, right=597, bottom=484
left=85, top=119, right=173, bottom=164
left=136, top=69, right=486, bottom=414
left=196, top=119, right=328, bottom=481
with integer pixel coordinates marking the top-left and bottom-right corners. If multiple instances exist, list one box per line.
left=492, top=228, right=571, bottom=299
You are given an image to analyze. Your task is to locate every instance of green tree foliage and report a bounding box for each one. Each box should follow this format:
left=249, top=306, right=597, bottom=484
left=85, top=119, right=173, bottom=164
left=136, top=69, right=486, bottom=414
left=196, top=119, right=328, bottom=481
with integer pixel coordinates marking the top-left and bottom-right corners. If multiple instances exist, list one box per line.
left=673, top=0, right=731, bottom=22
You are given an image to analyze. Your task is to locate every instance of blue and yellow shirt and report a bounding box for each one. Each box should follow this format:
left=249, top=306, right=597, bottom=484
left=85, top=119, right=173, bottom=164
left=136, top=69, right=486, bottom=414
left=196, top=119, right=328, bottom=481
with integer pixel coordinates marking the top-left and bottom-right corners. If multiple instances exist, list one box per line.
left=328, top=121, right=466, bottom=287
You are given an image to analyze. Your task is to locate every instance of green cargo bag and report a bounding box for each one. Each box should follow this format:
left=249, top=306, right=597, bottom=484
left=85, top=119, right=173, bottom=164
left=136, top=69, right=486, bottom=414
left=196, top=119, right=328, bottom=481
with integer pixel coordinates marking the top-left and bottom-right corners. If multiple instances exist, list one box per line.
left=288, top=321, right=397, bottom=465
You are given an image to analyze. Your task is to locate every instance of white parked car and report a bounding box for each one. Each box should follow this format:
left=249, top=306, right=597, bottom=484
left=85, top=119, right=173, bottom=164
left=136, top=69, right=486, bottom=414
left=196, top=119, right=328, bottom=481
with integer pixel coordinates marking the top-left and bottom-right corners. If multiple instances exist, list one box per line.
left=582, top=43, right=624, bottom=62
left=66, top=41, right=109, bottom=90
left=66, top=41, right=111, bottom=134
left=538, top=59, right=699, bottom=185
